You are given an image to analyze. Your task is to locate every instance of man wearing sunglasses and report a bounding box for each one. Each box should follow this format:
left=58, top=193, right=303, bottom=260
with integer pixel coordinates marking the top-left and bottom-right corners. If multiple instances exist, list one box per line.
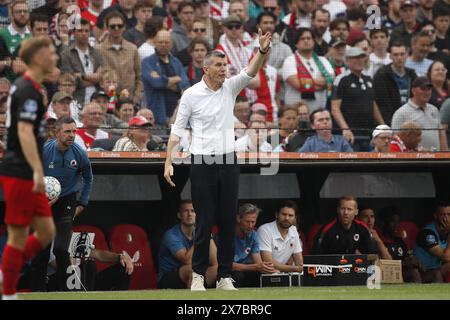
left=96, top=11, right=143, bottom=106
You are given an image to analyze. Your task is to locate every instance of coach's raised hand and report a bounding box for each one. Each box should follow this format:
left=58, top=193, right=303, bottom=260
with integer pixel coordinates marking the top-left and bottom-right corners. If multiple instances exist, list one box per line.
left=246, top=29, right=272, bottom=78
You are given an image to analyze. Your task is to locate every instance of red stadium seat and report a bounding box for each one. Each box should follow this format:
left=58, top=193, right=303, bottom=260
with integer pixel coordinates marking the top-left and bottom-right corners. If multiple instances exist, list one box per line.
left=73, top=225, right=110, bottom=272
left=399, top=221, right=419, bottom=250
left=108, top=224, right=157, bottom=290
left=306, top=224, right=323, bottom=252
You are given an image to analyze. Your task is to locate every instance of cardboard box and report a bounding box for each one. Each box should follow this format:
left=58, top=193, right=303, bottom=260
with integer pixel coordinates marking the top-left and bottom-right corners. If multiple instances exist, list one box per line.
left=376, top=259, right=403, bottom=283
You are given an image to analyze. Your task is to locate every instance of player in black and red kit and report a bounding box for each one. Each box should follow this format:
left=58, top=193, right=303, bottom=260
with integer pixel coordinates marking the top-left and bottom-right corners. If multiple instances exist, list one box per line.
left=0, top=36, right=58, bottom=300
left=312, top=196, right=376, bottom=255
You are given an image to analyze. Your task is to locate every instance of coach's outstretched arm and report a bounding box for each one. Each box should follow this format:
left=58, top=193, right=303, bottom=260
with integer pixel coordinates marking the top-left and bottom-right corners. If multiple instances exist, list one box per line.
left=245, top=29, right=272, bottom=78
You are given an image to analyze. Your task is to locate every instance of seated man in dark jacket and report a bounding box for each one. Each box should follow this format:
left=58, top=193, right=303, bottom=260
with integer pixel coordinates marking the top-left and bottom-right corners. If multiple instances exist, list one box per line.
left=312, top=195, right=376, bottom=255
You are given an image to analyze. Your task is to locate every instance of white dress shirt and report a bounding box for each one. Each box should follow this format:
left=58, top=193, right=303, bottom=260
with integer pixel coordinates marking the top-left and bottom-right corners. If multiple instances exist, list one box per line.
left=257, top=220, right=303, bottom=265
left=171, top=69, right=253, bottom=155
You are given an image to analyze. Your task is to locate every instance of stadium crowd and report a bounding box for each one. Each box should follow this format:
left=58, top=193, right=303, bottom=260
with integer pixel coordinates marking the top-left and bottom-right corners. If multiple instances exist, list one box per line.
left=0, top=0, right=450, bottom=152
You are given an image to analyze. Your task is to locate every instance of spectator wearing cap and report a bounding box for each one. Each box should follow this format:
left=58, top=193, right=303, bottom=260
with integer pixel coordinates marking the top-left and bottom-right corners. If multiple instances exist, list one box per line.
left=235, top=118, right=272, bottom=152
left=282, top=28, right=335, bottom=113
left=60, top=18, right=106, bottom=106
left=50, top=92, right=73, bottom=119
left=171, top=1, right=195, bottom=56
left=185, top=37, right=209, bottom=85
left=368, top=28, right=392, bottom=78
left=113, top=116, right=154, bottom=151
left=138, top=16, right=165, bottom=62
left=57, top=73, right=84, bottom=121
left=389, top=0, right=421, bottom=48
left=374, top=42, right=417, bottom=126
left=255, top=11, right=292, bottom=71
left=76, top=102, right=110, bottom=150
left=390, top=120, right=422, bottom=151
left=216, top=15, right=253, bottom=78
left=248, top=46, right=281, bottom=123
left=405, top=31, right=433, bottom=77
left=371, top=124, right=393, bottom=152
left=193, top=0, right=221, bottom=48
left=221, top=203, right=278, bottom=288
left=91, top=90, right=128, bottom=130
left=332, top=47, right=385, bottom=151
left=299, top=108, right=353, bottom=152
left=392, top=76, right=448, bottom=150
left=352, top=37, right=372, bottom=77
left=123, top=0, right=153, bottom=48
left=327, top=38, right=347, bottom=76
left=381, top=0, right=403, bottom=32
left=311, top=9, right=330, bottom=57
left=95, top=11, right=143, bottom=105
left=141, top=29, right=190, bottom=125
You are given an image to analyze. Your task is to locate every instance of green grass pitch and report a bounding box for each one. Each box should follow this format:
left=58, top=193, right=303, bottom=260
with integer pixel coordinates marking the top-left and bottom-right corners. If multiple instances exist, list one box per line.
left=18, top=284, right=450, bottom=300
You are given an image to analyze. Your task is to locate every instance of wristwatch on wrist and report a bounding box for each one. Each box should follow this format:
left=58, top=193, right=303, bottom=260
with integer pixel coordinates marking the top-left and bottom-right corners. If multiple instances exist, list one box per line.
left=259, top=47, right=269, bottom=54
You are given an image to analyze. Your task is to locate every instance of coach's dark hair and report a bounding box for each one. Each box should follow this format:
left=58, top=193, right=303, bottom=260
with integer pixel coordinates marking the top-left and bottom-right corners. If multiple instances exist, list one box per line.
left=55, top=116, right=76, bottom=130
left=309, top=108, right=329, bottom=124
left=19, top=36, right=53, bottom=66
left=277, top=200, right=298, bottom=216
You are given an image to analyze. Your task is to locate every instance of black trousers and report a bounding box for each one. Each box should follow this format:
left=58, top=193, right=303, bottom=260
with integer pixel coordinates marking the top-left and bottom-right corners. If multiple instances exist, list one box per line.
left=190, top=153, right=239, bottom=279
left=30, top=193, right=77, bottom=291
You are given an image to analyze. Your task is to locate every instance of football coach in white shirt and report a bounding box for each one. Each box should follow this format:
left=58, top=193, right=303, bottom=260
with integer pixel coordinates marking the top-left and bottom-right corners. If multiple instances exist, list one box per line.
left=164, top=30, right=272, bottom=291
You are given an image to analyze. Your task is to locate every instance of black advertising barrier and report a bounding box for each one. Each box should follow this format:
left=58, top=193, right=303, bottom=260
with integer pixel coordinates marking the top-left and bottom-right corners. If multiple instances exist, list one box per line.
left=302, top=254, right=370, bottom=286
